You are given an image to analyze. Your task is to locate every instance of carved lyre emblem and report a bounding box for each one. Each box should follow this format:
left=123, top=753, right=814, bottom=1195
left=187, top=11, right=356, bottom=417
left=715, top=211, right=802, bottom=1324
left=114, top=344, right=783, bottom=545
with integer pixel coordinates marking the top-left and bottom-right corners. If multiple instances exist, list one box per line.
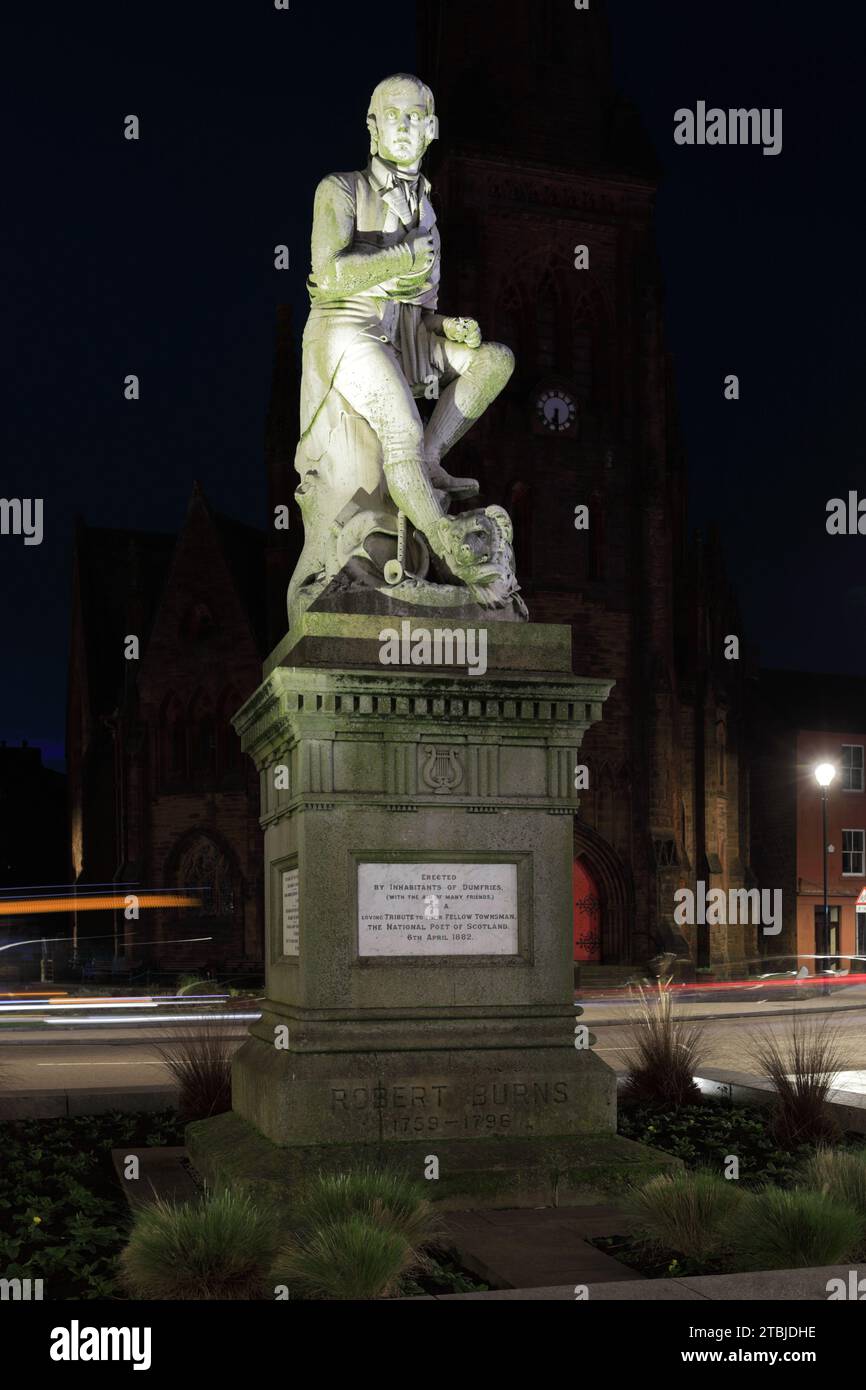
left=421, top=745, right=464, bottom=795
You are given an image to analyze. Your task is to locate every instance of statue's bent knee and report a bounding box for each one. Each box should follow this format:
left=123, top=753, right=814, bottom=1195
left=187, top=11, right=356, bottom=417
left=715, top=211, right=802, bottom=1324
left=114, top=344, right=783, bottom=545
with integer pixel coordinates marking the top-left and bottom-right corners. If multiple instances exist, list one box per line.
left=477, top=341, right=515, bottom=391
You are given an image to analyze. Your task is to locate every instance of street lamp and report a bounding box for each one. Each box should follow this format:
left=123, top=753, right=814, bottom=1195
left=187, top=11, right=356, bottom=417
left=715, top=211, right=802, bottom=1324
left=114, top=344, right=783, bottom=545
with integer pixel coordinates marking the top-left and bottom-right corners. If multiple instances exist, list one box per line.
left=814, top=763, right=836, bottom=975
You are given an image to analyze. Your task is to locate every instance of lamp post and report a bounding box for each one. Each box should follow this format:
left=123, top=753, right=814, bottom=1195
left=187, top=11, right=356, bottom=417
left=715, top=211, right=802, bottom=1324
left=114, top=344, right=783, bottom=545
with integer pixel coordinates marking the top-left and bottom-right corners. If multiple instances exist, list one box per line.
left=814, top=763, right=836, bottom=976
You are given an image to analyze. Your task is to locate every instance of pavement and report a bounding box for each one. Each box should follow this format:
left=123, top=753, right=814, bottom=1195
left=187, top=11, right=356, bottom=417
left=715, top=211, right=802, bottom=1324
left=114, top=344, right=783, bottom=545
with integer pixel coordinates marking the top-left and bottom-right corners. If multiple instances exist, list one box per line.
left=407, top=1265, right=866, bottom=1300
left=580, top=984, right=866, bottom=1024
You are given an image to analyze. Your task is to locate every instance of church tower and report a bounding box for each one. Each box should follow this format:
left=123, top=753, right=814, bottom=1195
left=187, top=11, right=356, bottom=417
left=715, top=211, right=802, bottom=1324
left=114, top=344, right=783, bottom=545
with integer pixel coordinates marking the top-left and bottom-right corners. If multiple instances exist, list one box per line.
left=416, top=0, right=750, bottom=973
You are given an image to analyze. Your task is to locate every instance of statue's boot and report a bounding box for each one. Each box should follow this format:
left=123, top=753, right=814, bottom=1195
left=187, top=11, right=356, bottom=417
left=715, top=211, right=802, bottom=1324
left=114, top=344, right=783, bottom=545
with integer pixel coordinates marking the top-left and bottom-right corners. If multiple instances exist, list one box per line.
left=424, top=345, right=514, bottom=497
left=383, top=458, right=467, bottom=580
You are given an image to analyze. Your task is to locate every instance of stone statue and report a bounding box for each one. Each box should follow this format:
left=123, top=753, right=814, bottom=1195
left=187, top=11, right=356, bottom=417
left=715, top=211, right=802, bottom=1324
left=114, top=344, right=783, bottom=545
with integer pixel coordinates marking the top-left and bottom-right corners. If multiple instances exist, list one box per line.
left=287, top=72, right=527, bottom=626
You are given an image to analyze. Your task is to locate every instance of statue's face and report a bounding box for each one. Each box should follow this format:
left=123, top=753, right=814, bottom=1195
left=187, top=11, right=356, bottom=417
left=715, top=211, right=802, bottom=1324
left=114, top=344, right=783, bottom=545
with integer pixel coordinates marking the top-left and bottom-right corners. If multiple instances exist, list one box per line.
left=371, top=81, right=434, bottom=168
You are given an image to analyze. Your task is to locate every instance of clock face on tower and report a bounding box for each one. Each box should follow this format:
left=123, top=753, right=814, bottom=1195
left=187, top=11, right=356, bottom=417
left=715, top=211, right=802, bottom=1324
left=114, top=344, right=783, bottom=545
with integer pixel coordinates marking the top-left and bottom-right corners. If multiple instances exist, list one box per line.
left=535, top=388, right=577, bottom=433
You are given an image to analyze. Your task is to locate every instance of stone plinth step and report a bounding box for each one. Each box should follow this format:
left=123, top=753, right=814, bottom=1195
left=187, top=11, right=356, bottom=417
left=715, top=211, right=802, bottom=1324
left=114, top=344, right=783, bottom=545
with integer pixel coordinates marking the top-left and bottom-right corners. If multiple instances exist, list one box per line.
left=186, top=1110, right=681, bottom=1212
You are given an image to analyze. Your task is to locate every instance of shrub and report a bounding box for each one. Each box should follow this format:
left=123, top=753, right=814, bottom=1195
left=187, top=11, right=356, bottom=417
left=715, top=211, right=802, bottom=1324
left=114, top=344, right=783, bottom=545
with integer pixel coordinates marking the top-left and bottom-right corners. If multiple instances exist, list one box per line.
left=626, top=1169, right=744, bottom=1264
left=293, top=1169, right=439, bottom=1249
left=729, top=1187, right=864, bottom=1271
left=621, top=982, right=705, bottom=1106
left=156, top=1018, right=245, bottom=1122
left=749, top=1018, right=842, bottom=1148
left=119, top=1190, right=281, bottom=1300
left=799, top=1147, right=866, bottom=1256
left=273, top=1215, right=415, bottom=1301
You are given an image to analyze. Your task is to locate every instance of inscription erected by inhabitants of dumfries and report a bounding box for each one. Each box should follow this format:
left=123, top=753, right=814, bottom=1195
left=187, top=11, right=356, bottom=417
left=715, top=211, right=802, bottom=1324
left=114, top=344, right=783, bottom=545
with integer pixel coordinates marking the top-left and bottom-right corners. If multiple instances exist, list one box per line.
left=357, top=861, right=518, bottom=956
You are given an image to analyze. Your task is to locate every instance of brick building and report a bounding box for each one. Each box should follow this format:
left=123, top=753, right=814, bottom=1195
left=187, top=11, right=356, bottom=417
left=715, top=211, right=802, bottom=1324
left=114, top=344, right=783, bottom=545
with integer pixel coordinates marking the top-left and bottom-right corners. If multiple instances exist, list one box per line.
left=751, top=669, right=866, bottom=966
left=66, top=0, right=754, bottom=979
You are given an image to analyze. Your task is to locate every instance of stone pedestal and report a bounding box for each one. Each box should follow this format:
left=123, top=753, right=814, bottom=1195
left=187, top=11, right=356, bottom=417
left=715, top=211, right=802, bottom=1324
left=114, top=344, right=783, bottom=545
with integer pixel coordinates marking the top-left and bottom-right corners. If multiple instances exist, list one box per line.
left=188, top=615, right=671, bottom=1206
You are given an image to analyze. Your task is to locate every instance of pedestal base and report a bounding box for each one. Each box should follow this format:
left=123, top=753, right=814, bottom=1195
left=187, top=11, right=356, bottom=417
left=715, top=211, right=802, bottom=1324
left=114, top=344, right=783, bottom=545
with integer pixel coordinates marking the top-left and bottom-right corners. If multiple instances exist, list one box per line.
left=224, top=618, right=623, bottom=1207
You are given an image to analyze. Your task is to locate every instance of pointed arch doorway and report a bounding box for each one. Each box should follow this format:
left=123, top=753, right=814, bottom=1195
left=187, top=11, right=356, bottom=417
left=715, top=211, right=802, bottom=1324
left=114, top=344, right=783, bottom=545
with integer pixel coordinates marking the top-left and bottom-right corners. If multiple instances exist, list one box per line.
left=573, top=858, right=601, bottom=963
left=573, top=822, right=634, bottom=966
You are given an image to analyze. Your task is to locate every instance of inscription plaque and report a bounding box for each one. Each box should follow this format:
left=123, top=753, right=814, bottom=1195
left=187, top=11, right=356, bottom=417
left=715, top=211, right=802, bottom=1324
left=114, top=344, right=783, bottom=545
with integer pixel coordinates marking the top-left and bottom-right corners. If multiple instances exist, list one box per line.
left=281, top=868, right=299, bottom=957
left=358, top=861, right=518, bottom=956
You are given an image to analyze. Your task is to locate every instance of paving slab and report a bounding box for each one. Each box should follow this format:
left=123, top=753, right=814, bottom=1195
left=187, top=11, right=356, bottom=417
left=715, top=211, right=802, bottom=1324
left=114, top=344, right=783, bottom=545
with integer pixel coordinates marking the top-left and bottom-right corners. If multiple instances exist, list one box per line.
left=111, top=1146, right=201, bottom=1209
left=441, top=1205, right=641, bottom=1289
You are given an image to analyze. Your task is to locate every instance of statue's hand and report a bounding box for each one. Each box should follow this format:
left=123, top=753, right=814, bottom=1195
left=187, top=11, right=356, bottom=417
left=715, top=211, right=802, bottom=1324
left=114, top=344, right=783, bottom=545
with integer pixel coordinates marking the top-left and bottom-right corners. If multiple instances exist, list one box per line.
left=443, top=316, right=482, bottom=349
left=406, top=230, right=436, bottom=273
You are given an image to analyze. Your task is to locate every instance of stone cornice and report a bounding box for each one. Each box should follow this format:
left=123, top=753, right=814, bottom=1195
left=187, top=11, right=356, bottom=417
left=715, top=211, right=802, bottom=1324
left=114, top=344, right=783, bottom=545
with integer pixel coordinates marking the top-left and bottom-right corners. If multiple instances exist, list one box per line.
left=234, top=667, right=614, bottom=771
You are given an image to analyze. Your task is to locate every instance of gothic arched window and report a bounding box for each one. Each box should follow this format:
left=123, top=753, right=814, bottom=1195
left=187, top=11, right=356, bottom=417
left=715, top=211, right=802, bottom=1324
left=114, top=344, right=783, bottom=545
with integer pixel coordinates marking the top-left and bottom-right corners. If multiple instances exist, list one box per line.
left=175, top=833, right=237, bottom=919
left=536, top=279, right=559, bottom=371
left=496, top=284, right=524, bottom=365
left=189, top=693, right=217, bottom=782
left=180, top=602, right=217, bottom=645
left=573, top=326, right=593, bottom=402
left=218, top=689, right=243, bottom=780
left=160, top=694, right=187, bottom=786
left=588, top=489, right=605, bottom=581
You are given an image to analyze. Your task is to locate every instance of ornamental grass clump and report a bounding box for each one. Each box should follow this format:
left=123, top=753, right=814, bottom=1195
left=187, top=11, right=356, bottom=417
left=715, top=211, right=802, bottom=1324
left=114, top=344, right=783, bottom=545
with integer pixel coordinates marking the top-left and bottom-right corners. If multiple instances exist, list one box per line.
left=621, top=981, right=705, bottom=1106
left=273, top=1168, right=438, bottom=1300
left=728, top=1187, right=864, bottom=1271
left=799, top=1147, right=866, bottom=1257
left=119, top=1190, right=282, bottom=1300
left=293, top=1168, right=440, bottom=1248
left=273, top=1215, right=416, bottom=1301
left=626, top=1169, right=744, bottom=1265
left=156, top=1017, right=245, bottom=1122
left=748, top=1017, right=842, bottom=1147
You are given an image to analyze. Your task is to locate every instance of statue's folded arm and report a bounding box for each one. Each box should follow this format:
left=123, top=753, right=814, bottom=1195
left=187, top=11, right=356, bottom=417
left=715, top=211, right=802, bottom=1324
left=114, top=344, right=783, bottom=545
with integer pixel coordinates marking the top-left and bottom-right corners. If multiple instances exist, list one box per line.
left=310, top=174, right=414, bottom=298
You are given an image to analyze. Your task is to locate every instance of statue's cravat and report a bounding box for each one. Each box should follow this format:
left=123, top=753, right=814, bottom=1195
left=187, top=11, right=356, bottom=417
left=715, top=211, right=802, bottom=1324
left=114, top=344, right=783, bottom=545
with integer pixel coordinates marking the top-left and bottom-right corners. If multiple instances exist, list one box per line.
left=372, top=157, right=421, bottom=227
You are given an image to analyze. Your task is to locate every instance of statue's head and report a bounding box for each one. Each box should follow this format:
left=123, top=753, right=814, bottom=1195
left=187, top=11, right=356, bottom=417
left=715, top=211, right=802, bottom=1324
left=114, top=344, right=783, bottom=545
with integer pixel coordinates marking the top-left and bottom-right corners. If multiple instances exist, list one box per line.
left=367, top=73, right=437, bottom=169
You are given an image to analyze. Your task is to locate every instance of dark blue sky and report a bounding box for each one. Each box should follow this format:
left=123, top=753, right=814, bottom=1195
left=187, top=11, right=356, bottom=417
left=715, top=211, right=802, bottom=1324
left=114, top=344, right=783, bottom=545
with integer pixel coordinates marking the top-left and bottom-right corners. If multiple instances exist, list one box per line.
left=3, top=0, right=863, bottom=771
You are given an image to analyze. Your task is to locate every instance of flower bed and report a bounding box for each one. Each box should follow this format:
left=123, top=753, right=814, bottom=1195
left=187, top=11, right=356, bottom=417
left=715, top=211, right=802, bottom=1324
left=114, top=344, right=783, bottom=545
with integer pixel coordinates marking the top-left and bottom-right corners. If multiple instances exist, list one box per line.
left=0, top=1110, right=183, bottom=1299
left=590, top=1099, right=866, bottom=1279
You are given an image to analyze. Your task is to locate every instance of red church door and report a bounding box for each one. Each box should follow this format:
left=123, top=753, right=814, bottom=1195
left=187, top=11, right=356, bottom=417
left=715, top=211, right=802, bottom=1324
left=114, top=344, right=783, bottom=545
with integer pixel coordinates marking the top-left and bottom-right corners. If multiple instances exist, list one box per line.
left=573, top=859, right=601, bottom=963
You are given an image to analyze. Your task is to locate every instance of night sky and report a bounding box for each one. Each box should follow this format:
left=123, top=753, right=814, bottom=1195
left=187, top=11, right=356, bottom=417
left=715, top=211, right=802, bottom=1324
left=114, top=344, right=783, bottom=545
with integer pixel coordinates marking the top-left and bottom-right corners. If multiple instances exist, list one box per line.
left=3, top=0, right=863, bottom=771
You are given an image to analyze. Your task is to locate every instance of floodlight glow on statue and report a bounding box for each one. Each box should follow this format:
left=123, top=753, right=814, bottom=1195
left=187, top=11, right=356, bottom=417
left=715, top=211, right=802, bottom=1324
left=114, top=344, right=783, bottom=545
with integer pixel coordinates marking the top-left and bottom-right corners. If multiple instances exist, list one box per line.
left=287, top=73, right=527, bottom=625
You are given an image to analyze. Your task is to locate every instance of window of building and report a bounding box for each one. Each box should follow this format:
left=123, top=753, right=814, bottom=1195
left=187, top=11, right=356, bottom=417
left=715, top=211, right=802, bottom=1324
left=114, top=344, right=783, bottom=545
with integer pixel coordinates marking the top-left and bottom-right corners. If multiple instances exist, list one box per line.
left=160, top=695, right=187, bottom=787
left=588, top=489, right=605, bottom=581
left=842, top=829, right=865, bottom=876
left=497, top=286, right=523, bottom=364
left=716, top=717, right=727, bottom=791
left=572, top=327, right=593, bottom=403
left=842, top=745, right=864, bottom=792
left=536, top=281, right=558, bottom=371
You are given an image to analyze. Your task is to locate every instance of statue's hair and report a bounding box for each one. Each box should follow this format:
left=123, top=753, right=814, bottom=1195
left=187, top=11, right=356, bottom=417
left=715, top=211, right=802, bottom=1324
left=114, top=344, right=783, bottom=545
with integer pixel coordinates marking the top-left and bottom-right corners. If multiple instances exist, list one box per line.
left=367, top=73, right=435, bottom=120
left=367, top=74, right=436, bottom=156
